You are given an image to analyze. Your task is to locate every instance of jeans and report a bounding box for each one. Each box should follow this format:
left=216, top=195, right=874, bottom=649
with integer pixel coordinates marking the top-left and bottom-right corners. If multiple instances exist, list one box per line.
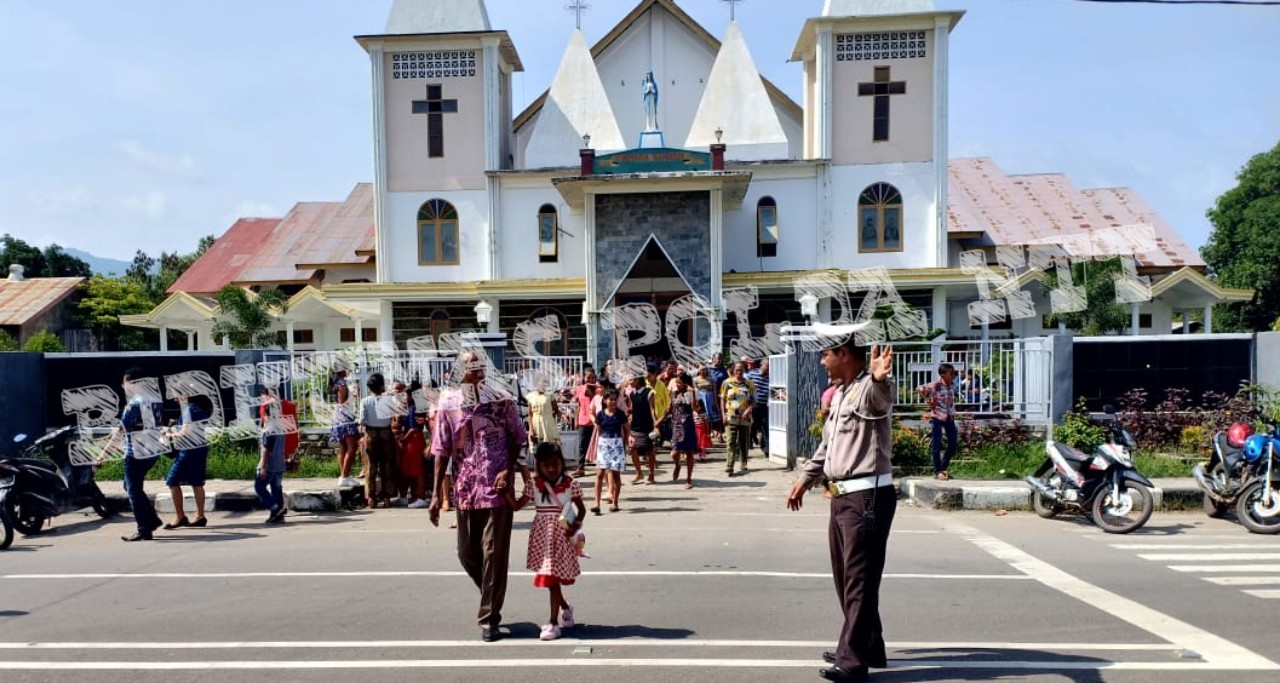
left=931, top=418, right=957, bottom=474
left=751, top=405, right=770, bottom=453
left=255, top=471, right=284, bottom=512
left=124, top=456, right=160, bottom=534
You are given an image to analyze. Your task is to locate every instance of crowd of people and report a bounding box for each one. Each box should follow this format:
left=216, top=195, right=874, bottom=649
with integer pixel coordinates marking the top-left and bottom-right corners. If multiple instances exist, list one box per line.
left=322, top=354, right=776, bottom=514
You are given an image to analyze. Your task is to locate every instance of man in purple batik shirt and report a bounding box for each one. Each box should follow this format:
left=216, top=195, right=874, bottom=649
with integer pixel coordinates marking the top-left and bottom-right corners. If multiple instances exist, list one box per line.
left=430, top=351, right=527, bottom=642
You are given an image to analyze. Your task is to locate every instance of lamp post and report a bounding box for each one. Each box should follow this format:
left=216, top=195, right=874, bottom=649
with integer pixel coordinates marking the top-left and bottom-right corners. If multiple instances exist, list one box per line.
left=474, top=300, right=493, bottom=331
left=799, top=293, right=819, bottom=323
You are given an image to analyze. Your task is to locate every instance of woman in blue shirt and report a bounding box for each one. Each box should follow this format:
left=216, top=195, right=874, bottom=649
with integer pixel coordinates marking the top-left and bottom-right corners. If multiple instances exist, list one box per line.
left=163, top=384, right=209, bottom=529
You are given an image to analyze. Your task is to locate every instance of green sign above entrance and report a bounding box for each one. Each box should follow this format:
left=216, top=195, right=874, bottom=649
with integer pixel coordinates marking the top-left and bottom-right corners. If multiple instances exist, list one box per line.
left=593, top=148, right=711, bottom=175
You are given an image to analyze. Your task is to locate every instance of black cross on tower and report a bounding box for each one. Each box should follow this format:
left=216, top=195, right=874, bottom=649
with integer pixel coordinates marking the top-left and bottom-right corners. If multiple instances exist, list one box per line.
left=857, top=66, right=906, bottom=142
left=411, top=84, right=458, bottom=158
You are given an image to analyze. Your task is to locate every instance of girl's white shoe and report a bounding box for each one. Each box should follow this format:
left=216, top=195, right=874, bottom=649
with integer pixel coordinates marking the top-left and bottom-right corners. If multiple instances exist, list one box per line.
left=561, top=605, right=575, bottom=629
left=540, top=624, right=562, bottom=641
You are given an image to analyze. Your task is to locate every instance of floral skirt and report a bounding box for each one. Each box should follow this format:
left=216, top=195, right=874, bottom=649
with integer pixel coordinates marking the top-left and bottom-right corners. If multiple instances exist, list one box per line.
left=596, top=436, right=626, bottom=472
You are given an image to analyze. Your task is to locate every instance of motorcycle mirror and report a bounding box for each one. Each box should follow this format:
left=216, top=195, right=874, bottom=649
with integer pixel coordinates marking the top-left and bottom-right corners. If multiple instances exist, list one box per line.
left=1103, top=404, right=1117, bottom=415
left=13, top=433, right=27, bottom=444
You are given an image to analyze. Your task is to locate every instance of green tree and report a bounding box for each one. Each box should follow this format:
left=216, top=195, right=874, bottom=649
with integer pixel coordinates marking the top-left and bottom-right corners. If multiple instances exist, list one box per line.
left=1043, top=257, right=1131, bottom=335
left=77, top=275, right=156, bottom=351
left=0, top=329, right=17, bottom=351
left=0, top=234, right=48, bottom=277
left=1202, top=140, right=1280, bottom=332
left=210, top=286, right=289, bottom=349
left=22, top=330, right=65, bottom=353
left=41, top=244, right=92, bottom=278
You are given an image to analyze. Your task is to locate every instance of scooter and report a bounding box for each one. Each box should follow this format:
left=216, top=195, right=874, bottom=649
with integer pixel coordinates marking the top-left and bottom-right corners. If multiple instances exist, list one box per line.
left=0, top=426, right=115, bottom=544
left=1192, top=425, right=1253, bottom=519
left=1025, top=405, right=1156, bottom=534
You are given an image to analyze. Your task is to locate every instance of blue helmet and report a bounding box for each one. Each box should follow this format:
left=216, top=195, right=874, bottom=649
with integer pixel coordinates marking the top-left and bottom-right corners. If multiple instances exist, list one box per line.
left=1243, top=434, right=1270, bottom=462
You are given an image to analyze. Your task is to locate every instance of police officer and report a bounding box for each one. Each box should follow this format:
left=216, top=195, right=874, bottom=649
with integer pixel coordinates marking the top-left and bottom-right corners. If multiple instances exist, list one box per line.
left=786, top=336, right=895, bottom=683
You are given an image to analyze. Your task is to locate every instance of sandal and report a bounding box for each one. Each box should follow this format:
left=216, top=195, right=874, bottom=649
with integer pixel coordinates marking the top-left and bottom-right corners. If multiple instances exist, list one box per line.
left=609, top=505, right=620, bottom=513
left=590, top=507, right=602, bottom=516
left=685, top=482, right=694, bottom=490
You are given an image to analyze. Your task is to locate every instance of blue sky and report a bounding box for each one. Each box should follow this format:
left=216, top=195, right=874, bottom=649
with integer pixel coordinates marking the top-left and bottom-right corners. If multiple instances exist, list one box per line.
left=0, top=0, right=1275, bottom=261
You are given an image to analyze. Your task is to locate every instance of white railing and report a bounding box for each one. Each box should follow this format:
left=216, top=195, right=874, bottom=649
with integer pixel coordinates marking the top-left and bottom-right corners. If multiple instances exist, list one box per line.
left=890, top=338, right=1053, bottom=424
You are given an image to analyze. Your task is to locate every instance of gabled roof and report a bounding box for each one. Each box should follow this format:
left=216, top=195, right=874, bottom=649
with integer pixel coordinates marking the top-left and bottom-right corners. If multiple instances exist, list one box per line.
left=168, top=218, right=281, bottom=295
left=824, top=0, right=936, bottom=16
left=291, top=183, right=377, bottom=269
left=513, top=0, right=802, bottom=133
left=384, top=0, right=490, bottom=35
left=946, top=158, right=1202, bottom=270
left=524, top=30, right=627, bottom=168
left=0, top=276, right=83, bottom=325
left=686, top=21, right=789, bottom=158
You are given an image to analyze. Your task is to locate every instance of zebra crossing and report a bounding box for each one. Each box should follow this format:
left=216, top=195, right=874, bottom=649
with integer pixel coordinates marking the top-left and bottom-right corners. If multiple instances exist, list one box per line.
left=1109, top=538, right=1280, bottom=598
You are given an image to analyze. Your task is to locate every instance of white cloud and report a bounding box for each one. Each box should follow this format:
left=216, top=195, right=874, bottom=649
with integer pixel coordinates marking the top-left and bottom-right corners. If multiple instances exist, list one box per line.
left=116, top=140, right=200, bottom=180
left=120, top=190, right=168, bottom=222
left=232, top=201, right=278, bottom=218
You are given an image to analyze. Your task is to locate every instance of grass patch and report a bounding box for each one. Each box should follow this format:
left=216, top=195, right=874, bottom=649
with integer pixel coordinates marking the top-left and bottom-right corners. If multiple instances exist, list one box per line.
left=914, top=443, right=1200, bottom=480
left=95, top=438, right=341, bottom=482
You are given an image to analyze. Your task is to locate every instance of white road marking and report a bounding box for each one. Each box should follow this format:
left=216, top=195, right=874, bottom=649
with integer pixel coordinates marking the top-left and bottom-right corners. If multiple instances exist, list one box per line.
left=0, top=640, right=1176, bottom=651
left=1111, top=549, right=1280, bottom=555
left=1204, top=576, right=1280, bottom=586
left=0, top=571, right=1028, bottom=581
left=1170, top=564, right=1280, bottom=573
left=942, top=520, right=1279, bottom=671
left=1242, top=589, right=1280, bottom=599
left=1138, top=553, right=1280, bottom=562
left=0, top=658, right=1266, bottom=672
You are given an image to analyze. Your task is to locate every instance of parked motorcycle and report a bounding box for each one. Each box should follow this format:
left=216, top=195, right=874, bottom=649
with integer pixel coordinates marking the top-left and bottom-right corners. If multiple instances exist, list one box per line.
left=1192, top=423, right=1255, bottom=519
left=0, top=426, right=114, bottom=545
left=0, top=460, right=15, bottom=549
left=1026, top=405, right=1156, bottom=534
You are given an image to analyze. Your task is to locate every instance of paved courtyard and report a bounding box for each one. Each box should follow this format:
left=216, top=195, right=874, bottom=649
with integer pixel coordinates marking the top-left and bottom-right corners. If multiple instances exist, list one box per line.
left=1, top=463, right=1278, bottom=683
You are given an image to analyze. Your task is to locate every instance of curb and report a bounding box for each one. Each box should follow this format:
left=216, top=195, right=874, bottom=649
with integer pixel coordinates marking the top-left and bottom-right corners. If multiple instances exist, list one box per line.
left=106, top=486, right=367, bottom=514
left=903, top=478, right=1204, bottom=512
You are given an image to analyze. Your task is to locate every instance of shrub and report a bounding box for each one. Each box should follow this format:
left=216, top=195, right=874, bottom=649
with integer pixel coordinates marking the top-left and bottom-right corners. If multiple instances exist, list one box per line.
left=1057, top=398, right=1106, bottom=451
left=0, top=329, right=16, bottom=351
left=22, top=331, right=65, bottom=353
left=1179, top=425, right=1208, bottom=452
left=956, top=417, right=1033, bottom=455
left=892, top=425, right=930, bottom=471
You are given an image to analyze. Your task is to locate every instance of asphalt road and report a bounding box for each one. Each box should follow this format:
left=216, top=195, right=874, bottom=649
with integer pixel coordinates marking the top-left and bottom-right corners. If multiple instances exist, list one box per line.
left=2, top=464, right=1278, bottom=683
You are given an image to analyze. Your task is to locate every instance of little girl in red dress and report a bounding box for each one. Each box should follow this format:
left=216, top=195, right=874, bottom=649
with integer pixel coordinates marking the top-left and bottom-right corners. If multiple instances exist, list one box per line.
left=506, top=443, right=587, bottom=641
left=693, top=398, right=712, bottom=461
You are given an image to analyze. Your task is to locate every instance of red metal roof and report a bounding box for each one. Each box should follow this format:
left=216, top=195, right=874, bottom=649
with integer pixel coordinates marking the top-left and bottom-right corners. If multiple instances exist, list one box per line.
left=0, top=277, right=84, bottom=325
left=947, top=158, right=1202, bottom=269
left=291, top=183, right=376, bottom=268
left=167, top=218, right=282, bottom=295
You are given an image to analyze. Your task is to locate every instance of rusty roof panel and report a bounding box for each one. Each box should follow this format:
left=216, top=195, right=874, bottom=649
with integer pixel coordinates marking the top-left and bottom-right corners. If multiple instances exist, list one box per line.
left=290, top=183, right=376, bottom=267
left=947, top=158, right=1202, bottom=269
left=168, top=218, right=282, bottom=295
left=234, top=202, right=334, bottom=284
left=0, top=277, right=83, bottom=325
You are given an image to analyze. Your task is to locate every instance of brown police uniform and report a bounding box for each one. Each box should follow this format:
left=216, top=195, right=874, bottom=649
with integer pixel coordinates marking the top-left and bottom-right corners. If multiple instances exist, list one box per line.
left=800, top=371, right=896, bottom=673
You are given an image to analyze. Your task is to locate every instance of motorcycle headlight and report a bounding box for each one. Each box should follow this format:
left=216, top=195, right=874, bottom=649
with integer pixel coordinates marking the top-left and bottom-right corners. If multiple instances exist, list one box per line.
left=0, top=474, right=14, bottom=487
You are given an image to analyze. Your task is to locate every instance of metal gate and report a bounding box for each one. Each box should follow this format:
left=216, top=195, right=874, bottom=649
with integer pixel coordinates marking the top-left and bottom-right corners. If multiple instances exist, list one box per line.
left=890, top=337, right=1053, bottom=424
left=768, top=352, right=789, bottom=459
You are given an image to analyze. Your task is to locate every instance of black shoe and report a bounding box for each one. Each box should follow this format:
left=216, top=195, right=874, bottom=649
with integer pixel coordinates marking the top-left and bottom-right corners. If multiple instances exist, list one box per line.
left=163, top=516, right=190, bottom=530
left=480, top=627, right=502, bottom=642
left=149, top=519, right=163, bottom=533
left=121, top=531, right=153, bottom=542
left=818, top=666, right=868, bottom=682
left=266, top=509, right=283, bottom=524
left=823, top=651, right=836, bottom=664
left=191, top=517, right=208, bottom=528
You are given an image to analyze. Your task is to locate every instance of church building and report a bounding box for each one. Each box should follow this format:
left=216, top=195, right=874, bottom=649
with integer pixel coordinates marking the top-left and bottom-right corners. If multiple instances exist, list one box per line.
left=126, top=0, right=1251, bottom=358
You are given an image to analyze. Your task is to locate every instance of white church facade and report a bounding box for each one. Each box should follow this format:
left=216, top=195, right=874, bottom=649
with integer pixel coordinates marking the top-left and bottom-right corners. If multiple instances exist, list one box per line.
left=125, top=0, right=1251, bottom=357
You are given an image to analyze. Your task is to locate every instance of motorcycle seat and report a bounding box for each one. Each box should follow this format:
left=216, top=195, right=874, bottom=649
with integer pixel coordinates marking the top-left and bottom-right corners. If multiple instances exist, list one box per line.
left=1053, top=442, right=1091, bottom=462
left=1214, top=433, right=1243, bottom=459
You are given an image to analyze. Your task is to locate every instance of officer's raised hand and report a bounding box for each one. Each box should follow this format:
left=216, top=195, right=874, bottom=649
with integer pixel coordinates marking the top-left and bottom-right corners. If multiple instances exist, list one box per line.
left=869, top=344, right=893, bottom=382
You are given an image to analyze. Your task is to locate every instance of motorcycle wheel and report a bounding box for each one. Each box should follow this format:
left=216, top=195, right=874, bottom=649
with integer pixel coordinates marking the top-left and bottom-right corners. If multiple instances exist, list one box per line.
left=1031, top=476, right=1061, bottom=519
left=0, top=501, right=13, bottom=550
left=1235, top=481, right=1280, bottom=535
left=1090, top=483, right=1154, bottom=534
left=5, top=498, right=47, bottom=536
left=1202, top=463, right=1230, bottom=518
left=90, top=486, right=115, bottom=519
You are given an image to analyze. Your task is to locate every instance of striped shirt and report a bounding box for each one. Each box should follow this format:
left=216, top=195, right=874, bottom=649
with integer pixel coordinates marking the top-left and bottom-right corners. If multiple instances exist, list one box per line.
left=745, top=369, right=769, bottom=405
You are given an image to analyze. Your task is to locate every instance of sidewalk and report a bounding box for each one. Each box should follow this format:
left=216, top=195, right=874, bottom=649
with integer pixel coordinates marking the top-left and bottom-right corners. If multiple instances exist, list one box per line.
left=103, top=469, right=1205, bottom=514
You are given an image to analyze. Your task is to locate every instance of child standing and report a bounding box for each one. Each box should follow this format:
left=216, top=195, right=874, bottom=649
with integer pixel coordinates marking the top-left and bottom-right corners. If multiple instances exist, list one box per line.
left=692, top=398, right=712, bottom=462
left=506, top=443, right=587, bottom=642
left=590, top=391, right=629, bottom=514
left=923, top=363, right=959, bottom=480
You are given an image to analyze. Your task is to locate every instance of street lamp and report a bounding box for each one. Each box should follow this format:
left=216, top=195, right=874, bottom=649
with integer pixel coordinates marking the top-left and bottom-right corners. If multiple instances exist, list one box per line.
left=582, top=133, right=591, bottom=149
left=799, top=293, right=819, bottom=322
left=715, top=127, right=723, bottom=143
left=474, top=300, right=493, bottom=327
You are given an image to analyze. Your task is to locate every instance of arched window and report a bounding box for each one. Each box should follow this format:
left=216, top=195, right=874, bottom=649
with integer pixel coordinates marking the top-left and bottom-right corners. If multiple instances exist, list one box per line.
left=857, top=183, right=903, bottom=253
left=538, top=204, right=559, bottom=263
left=418, top=199, right=460, bottom=265
left=528, top=307, right=569, bottom=357
left=756, top=196, right=778, bottom=258
left=430, top=310, right=451, bottom=343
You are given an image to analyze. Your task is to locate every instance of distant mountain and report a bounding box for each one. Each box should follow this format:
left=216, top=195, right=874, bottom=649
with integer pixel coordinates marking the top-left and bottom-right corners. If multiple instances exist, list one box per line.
left=64, top=248, right=132, bottom=277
